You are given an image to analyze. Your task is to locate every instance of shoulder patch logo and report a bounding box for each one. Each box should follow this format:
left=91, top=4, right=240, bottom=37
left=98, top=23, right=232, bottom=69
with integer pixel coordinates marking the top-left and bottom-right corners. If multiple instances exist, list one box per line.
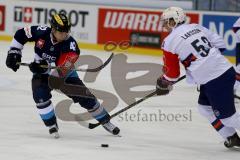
left=24, top=26, right=32, bottom=38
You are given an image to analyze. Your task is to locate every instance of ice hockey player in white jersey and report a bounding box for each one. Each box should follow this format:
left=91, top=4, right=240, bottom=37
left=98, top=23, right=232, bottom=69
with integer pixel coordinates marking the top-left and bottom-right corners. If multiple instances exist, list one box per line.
left=232, top=18, right=240, bottom=95
left=233, top=17, right=240, bottom=66
left=156, top=7, right=240, bottom=149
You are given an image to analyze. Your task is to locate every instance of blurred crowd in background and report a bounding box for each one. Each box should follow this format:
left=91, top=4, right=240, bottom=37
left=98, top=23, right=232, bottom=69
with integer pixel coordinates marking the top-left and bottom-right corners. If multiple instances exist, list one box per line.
left=31, top=0, right=240, bottom=12
left=178, top=0, right=240, bottom=11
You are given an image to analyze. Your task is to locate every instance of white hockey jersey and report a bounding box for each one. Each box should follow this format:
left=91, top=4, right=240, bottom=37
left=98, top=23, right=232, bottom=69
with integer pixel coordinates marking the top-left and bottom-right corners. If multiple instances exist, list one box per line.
left=233, top=18, right=240, bottom=43
left=161, top=23, right=232, bottom=85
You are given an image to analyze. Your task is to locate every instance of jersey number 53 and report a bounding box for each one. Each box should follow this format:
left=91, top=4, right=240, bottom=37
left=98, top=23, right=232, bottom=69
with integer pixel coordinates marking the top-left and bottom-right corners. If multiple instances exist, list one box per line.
left=191, top=36, right=212, bottom=57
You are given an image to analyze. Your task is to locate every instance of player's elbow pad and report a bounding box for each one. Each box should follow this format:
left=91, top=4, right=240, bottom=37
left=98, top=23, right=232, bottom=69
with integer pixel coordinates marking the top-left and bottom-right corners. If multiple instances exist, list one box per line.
left=14, top=28, right=28, bottom=45
left=56, top=52, right=79, bottom=66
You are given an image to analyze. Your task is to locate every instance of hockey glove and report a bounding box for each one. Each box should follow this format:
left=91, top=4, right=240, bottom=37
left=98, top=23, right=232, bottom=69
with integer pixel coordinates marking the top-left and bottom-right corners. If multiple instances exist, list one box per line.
left=156, top=76, right=173, bottom=95
left=29, top=60, right=49, bottom=74
left=6, top=48, right=22, bottom=72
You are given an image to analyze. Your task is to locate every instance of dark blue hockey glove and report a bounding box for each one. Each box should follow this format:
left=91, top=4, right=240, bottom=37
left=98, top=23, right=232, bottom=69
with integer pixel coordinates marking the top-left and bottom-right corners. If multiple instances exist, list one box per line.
left=156, top=76, right=173, bottom=95
left=6, top=48, right=22, bottom=72
left=29, top=60, right=49, bottom=74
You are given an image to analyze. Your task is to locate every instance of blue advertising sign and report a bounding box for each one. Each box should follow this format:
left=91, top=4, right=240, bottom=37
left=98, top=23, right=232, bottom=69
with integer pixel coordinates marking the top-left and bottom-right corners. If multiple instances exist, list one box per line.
left=202, top=14, right=239, bottom=56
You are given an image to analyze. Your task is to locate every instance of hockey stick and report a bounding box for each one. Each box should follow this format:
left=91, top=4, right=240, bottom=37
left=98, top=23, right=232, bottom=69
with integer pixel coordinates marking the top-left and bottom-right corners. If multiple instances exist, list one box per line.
left=87, top=75, right=186, bottom=129
left=234, top=94, right=240, bottom=100
left=17, top=53, right=114, bottom=72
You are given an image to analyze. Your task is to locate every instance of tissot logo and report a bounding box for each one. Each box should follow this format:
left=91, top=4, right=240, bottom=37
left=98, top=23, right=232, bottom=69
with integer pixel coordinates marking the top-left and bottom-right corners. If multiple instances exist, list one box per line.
left=24, top=7, right=33, bottom=23
left=13, top=6, right=89, bottom=28
left=14, top=6, right=33, bottom=23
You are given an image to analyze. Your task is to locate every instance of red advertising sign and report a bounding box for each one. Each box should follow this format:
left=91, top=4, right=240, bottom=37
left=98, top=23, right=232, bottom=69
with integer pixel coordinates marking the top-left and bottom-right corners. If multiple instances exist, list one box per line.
left=98, top=8, right=199, bottom=48
left=0, top=5, right=5, bottom=31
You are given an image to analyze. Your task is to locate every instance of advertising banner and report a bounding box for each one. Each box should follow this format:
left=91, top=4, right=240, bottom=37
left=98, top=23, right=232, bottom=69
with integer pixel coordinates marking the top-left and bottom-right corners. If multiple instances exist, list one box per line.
left=0, top=5, right=5, bottom=31
left=202, top=14, right=239, bottom=56
left=0, top=0, right=239, bottom=59
left=98, top=8, right=199, bottom=49
left=0, top=0, right=98, bottom=43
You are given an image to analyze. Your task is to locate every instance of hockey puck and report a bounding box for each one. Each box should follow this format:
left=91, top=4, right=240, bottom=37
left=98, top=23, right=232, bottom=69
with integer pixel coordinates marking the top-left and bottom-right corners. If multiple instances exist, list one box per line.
left=101, top=144, right=109, bottom=148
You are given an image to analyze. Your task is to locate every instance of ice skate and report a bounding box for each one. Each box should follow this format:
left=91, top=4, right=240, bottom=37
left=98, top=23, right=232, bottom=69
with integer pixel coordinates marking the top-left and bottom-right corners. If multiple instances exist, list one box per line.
left=224, top=133, right=240, bottom=149
left=49, top=124, right=60, bottom=139
left=102, top=121, right=120, bottom=135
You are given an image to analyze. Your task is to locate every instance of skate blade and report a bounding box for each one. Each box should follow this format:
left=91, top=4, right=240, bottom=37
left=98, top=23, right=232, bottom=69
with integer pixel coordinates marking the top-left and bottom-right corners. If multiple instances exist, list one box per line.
left=115, top=134, right=122, bottom=137
left=103, top=129, right=121, bottom=137
left=51, top=132, right=60, bottom=139
left=228, top=146, right=240, bottom=151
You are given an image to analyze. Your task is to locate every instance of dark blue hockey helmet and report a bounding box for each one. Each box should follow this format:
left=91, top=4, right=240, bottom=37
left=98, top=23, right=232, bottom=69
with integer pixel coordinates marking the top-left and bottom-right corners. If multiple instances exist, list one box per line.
left=50, top=13, right=71, bottom=32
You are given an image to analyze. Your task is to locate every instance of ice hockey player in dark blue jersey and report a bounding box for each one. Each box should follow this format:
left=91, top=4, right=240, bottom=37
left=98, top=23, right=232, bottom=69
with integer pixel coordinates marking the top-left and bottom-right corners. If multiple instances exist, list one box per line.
left=5, top=13, right=120, bottom=138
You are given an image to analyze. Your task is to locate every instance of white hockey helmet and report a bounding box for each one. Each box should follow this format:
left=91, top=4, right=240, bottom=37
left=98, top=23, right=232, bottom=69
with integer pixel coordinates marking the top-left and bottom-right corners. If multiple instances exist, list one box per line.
left=161, top=7, right=186, bottom=28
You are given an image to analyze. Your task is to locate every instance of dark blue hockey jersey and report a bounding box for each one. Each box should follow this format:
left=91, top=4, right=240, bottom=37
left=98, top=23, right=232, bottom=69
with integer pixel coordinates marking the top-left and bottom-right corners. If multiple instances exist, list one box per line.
left=11, top=25, right=80, bottom=76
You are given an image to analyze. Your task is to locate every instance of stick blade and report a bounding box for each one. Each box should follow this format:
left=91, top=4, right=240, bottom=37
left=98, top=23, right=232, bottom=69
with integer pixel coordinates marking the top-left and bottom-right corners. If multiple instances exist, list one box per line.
left=88, top=122, right=101, bottom=129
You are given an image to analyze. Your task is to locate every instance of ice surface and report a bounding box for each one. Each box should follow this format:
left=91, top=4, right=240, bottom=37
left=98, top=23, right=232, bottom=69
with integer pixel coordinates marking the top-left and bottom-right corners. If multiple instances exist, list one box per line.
left=0, top=41, right=239, bottom=160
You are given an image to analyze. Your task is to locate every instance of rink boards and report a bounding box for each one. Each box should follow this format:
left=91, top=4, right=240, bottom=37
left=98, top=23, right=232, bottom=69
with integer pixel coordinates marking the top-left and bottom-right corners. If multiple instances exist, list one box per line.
left=0, top=0, right=238, bottom=63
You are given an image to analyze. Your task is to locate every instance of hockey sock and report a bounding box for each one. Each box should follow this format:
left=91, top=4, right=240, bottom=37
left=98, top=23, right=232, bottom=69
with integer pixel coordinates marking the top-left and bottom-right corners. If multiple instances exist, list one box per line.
left=88, top=101, right=110, bottom=124
left=211, top=118, right=236, bottom=140
left=198, top=104, right=236, bottom=140
left=221, top=112, right=240, bottom=130
left=36, top=100, right=57, bottom=127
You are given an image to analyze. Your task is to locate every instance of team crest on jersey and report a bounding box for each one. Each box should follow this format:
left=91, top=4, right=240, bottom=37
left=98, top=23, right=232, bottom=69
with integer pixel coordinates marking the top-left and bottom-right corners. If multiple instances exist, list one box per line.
left=214, top=110, right=220, bottom=117
left=24, top=26, right=32, bottom=38
left=36, top=39, right=45, bottom=49
left=50, top=46, right=54, bottom=51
